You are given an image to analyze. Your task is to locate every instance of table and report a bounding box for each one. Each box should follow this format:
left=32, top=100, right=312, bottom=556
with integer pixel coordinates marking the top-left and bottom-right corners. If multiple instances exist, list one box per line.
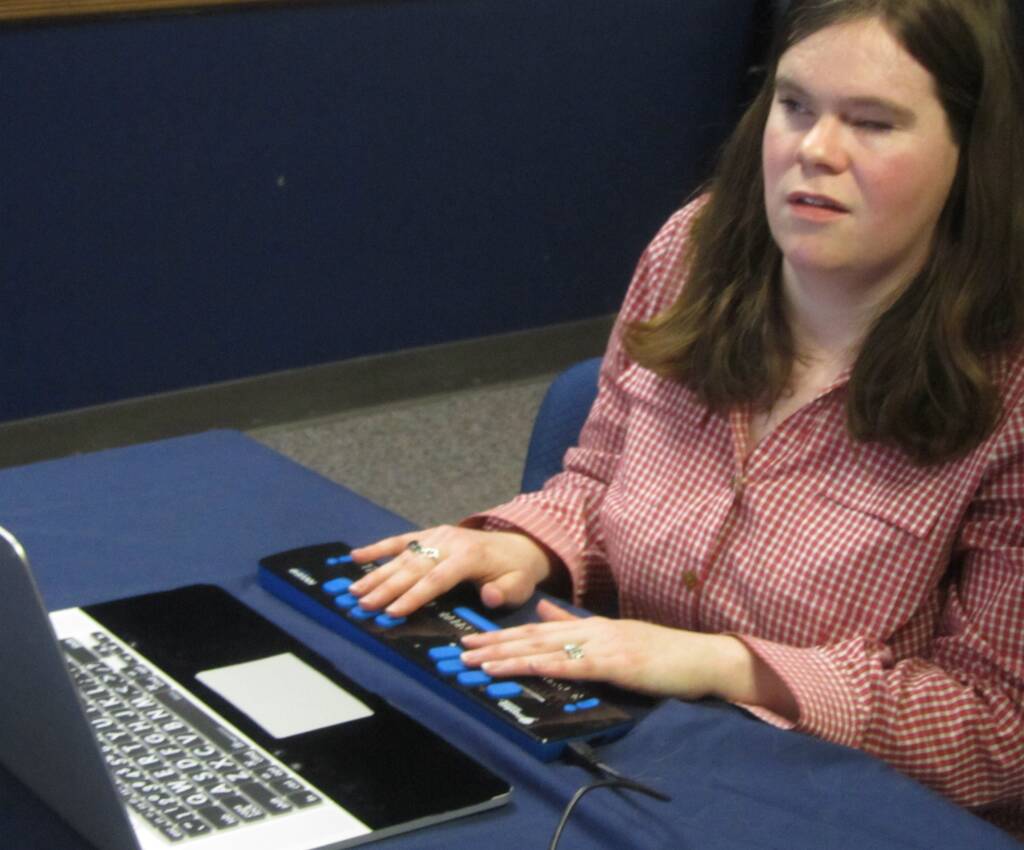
left=0, top=431, right=1016, bottom=849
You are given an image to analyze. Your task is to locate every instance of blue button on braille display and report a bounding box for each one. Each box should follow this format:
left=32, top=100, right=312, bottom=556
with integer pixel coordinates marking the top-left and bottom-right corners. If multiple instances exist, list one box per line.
left=452, top=606, right=500, bottom=632
left=333, top=593, right=358, bottom=609
left=326, top=554, right=354, bottom=566
left=457, top=670, right=492, bottom=687
left=348, top=605, right=379, bottom=621
left=428, top=645, right=463, bottom=661
left=563, top=703, right=578, bottom=713
left=575, top=698, right=601, bottom=711
left=436, top=658, right=467, bottom=676
left=374, top=613, right=406, bottom=629
left=485, top=682, right=523, bottom=700
left=322, top=577, right=352, bottom=594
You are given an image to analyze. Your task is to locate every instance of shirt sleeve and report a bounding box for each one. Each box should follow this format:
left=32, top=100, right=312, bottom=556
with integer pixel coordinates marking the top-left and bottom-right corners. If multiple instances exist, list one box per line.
left=737, top=386, right=1024, bottom=812
left=462, top=201, right=703, bottom=613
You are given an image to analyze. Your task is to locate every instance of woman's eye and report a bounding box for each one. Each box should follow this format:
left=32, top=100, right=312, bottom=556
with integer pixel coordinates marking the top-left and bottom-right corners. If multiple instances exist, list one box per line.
left=779, top=97, right=807, bottom=114
left=852, top=118, right=894, bottom=132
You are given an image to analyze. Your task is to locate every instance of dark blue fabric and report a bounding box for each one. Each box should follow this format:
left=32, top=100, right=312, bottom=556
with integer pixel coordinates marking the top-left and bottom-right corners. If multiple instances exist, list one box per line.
left=0, top=432, right=1015, bottom=849
left=521, top=357, right=602, bottom=492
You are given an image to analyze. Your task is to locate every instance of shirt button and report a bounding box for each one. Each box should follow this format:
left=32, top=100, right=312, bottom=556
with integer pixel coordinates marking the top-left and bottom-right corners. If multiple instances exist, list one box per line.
left=682, top=571, right=701, bottom=591
left=732, top=474, right=746, bottom=493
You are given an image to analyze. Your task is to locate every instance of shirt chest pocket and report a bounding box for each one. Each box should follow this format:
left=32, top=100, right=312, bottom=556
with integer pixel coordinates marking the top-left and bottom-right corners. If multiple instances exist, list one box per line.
left=816, top=449, right=964, bottom=541
left=767, top=454, right=968, bottom=636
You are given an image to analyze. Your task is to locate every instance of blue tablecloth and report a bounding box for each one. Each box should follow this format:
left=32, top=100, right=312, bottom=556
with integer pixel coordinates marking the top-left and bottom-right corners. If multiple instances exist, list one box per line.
left=0, top=431, right=1015, bottom=849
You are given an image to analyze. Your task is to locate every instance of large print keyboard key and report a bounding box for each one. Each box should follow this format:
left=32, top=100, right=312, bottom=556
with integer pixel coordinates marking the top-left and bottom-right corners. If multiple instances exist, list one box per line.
left=258, top=541, right=639, bottom=760
left=154, top=690, right=247, bottom=754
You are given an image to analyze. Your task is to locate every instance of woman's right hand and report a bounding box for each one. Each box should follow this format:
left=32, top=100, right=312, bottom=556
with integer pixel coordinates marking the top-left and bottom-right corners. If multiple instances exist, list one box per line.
left=348, top=526, right=553, bottom=617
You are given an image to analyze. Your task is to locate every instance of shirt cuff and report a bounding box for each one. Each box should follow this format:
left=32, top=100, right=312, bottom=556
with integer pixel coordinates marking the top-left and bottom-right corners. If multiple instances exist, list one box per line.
left=733, top=635, right=865, bottom=749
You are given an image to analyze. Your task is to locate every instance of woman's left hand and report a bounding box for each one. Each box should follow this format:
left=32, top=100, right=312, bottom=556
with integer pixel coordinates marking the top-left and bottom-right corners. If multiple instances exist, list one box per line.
left=459, top=599, right=754, bottom=701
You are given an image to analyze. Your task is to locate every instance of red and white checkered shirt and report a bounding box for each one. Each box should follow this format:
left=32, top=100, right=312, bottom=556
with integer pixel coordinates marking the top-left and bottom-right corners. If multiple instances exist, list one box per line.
left=475, top=201, right=1024, bottom=824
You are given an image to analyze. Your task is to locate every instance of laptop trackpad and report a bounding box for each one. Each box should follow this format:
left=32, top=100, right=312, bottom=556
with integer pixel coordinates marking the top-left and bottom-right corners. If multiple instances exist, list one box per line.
left=197, top=653, right=374, bottom=739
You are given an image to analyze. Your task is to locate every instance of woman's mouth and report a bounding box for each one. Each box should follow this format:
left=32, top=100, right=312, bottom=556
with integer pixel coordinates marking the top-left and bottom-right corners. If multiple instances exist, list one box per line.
left=787, top=191, right=849, bottom=220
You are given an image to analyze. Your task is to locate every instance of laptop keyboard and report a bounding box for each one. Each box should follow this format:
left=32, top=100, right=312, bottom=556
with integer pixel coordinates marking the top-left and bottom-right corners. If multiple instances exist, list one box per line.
left=61, top=631, right=323, bottom=843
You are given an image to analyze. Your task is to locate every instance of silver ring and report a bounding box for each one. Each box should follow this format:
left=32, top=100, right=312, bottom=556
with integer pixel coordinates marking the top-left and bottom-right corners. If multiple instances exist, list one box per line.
left=563, top=643, right=584, bottom=661
left=407, top=540, right=441, bottom=563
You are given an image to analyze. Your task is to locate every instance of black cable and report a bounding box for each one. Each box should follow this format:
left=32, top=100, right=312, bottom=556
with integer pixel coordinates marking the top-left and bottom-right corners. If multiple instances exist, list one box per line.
left=547, top=778, right=633, bottom=850
left=547, top=741, right=671, bottom=850
left=564, top=740, right=671, bottom=801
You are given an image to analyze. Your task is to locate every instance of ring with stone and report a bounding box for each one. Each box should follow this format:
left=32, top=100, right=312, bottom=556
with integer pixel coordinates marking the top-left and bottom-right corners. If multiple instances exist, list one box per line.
left=406, top=540, right=441, bottom=563
left=563, top=642, right=585, bottom=661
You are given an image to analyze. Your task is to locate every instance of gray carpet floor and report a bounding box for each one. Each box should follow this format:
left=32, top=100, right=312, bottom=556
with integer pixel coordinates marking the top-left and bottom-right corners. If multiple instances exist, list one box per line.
left=249, top=374, right=553, bottom=529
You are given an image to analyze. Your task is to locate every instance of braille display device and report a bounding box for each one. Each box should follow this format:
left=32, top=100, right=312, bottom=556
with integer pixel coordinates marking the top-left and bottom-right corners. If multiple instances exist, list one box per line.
left=258, top=542, right=641, bottom=761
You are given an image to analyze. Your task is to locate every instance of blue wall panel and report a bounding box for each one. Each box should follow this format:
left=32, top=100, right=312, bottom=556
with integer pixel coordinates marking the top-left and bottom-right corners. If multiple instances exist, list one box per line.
left=1, top=1, right=761, bottom=420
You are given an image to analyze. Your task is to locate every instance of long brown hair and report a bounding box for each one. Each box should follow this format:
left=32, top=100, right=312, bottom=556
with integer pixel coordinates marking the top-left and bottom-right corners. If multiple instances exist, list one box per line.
left=624, top=0, right=1024, bottom=464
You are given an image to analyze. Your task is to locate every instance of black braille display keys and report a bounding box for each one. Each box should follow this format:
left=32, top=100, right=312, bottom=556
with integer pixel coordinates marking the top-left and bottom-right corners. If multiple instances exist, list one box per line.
left=258, top=543, right=639, bottom=760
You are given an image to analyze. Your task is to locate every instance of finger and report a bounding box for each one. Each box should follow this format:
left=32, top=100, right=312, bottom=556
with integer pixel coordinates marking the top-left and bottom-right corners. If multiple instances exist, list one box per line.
left=350, top=532, right=421, bottom=565
left=535, top=598, right=579, bottom=622
left=461, top=634, right=568, bottom=665
left=461, top=618, right=580, bottom=648
left=348, top=552, right=420, bottom=596
left=479, top=650, right=598, bottom=682
left=353, top=557, right=435, bottom=609
left=383, top=557, right=475, bottom=617
left=350, top=532, right=436, bottom=595
left=478, top=571, right=539, bottom=610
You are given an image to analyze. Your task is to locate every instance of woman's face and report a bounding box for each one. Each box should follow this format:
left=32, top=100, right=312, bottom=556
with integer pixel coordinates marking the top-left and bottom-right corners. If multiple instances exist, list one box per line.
left=761, top=16, right=960, bottom=296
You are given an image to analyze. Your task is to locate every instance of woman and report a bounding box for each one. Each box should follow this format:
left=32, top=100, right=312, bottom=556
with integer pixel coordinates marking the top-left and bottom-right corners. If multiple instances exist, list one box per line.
left=351, top=0, right=1024, bottom=827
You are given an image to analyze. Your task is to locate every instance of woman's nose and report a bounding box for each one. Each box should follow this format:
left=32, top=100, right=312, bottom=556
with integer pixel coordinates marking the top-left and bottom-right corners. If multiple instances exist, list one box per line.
left=797, top=116, right=849, bottom=172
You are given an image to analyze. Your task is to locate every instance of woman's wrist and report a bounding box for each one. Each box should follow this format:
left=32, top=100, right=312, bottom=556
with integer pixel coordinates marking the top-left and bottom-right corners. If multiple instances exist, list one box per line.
left=488, top=530, right=552, bottom=582
left=705, top=635, right=799, bottom=721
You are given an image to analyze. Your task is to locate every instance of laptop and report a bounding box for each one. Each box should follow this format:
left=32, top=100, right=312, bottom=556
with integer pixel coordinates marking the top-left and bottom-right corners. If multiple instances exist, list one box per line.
left=0, top=526, right=511, bottom=850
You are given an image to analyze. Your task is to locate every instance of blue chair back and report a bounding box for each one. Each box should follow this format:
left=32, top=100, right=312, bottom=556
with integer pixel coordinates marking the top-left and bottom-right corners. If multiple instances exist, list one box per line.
left=520, top=358, right=602, bottom=492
